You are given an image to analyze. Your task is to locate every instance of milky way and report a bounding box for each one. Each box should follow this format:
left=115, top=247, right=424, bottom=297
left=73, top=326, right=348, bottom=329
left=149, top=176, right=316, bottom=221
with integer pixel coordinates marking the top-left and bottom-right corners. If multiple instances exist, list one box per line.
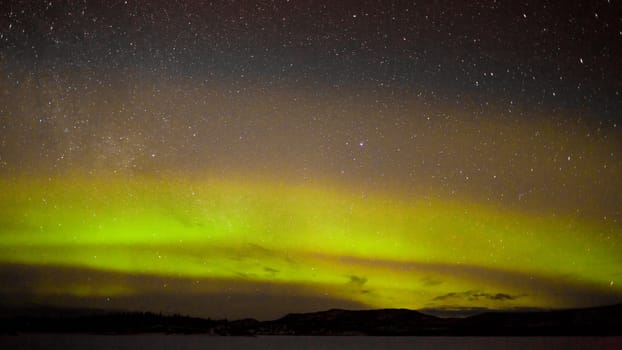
left=1, top=1, right=621, bottom=319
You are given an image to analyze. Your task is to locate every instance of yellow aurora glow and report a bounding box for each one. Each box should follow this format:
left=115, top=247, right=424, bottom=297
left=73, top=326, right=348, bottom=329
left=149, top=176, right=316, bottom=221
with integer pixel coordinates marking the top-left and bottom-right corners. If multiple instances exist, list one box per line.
left=1, top=175, right=620, bottom=318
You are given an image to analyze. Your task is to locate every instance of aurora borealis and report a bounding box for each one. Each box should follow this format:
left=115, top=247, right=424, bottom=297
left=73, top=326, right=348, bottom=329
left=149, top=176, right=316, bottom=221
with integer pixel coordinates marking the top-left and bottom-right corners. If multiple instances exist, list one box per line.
left=1, top=1, right=621, bottom=320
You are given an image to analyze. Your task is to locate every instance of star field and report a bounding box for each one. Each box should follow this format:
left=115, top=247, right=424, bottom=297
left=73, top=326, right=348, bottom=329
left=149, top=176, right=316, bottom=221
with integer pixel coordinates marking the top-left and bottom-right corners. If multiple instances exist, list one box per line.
left=0, top=0, right=621, bottom=319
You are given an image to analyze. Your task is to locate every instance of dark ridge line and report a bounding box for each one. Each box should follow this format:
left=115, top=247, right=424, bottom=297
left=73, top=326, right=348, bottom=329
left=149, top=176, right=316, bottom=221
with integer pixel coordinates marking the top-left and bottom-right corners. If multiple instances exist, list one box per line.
left=1, top=304, right=621, bottom=336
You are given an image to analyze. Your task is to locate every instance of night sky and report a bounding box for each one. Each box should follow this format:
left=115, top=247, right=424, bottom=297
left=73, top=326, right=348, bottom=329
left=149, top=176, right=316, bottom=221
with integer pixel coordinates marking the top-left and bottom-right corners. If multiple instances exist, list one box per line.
left=1, top=0, right=621, bottom=320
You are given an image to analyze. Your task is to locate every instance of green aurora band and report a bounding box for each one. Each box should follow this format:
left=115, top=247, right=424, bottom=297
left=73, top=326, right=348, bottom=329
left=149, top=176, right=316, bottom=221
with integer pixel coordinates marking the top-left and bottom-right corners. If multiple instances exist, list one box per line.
left=1, top=175, right=620, bottom=315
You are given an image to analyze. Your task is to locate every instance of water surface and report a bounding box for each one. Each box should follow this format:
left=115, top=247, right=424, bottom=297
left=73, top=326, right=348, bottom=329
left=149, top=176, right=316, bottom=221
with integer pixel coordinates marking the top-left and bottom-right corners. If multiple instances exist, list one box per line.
left=1, top=335, right=621, bottom=350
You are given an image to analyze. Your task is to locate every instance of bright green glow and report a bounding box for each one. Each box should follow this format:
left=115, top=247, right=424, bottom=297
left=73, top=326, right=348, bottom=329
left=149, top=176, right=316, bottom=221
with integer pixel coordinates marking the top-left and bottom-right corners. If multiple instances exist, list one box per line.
left=1, top=175, right=620, bottom=311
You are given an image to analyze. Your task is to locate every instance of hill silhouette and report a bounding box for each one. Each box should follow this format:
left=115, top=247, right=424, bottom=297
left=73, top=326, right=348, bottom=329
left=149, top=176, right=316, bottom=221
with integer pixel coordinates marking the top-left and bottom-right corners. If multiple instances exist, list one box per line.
left=2, top=304, right=621, bottom=336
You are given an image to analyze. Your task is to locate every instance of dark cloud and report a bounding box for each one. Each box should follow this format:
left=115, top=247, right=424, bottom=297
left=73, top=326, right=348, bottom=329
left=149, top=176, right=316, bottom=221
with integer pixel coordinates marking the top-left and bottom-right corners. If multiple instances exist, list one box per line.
left=323, top=253, right=622, bottom=308
left=433, top=290, right=520, bottom=302
left=0, top=264, right=368, bottom=320
left=264, top=267, right=279, bottom=274
left=420, top=277, right=443, bottom=286
left=347, top=275, right=368, bottom=288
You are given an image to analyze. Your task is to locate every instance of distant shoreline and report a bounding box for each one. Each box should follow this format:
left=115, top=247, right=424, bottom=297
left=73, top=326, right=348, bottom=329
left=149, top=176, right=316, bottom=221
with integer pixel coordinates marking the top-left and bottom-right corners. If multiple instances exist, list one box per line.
left=2, top=304, right=621, bottom=336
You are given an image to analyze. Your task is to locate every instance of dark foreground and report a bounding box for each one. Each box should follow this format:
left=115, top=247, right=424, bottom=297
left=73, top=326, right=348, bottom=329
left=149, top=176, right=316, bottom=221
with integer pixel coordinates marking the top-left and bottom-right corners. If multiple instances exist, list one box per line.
left=1, top=304, right=621, bottom=336
left=1, top=335, right=621, bottom=350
